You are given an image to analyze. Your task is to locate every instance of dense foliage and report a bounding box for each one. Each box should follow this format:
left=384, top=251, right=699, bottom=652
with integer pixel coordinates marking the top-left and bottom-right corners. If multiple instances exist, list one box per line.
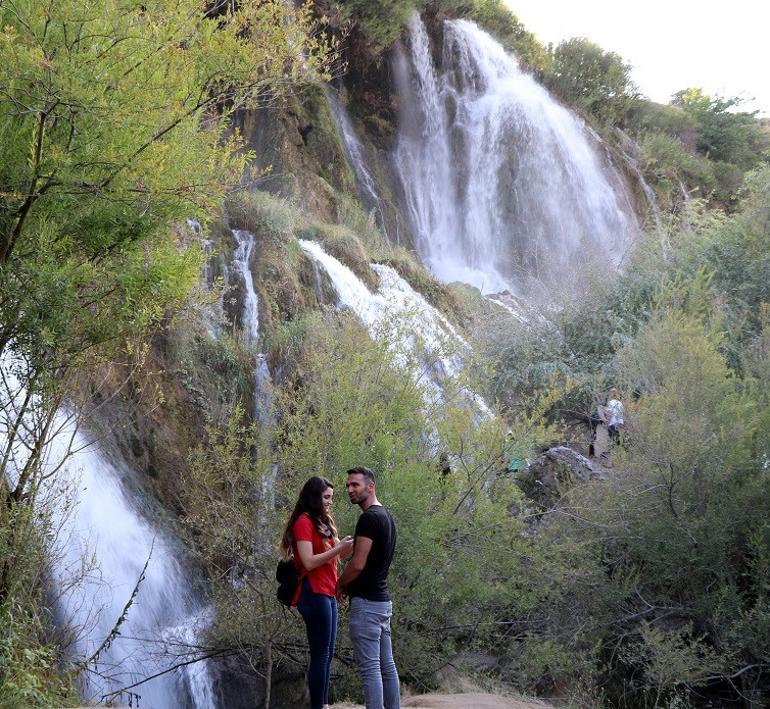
left=547, top=37, right=636, bottom=126
left=475, top=168, right=770, bottom=706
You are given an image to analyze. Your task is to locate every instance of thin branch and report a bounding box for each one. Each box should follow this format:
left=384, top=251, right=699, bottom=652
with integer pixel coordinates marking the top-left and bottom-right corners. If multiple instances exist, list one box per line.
left=70, top=543, right=154, bottom=676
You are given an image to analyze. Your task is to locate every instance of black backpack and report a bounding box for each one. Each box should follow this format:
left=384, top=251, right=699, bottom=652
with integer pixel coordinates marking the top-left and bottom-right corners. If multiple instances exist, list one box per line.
left=276, top=558, right=301, bottom=606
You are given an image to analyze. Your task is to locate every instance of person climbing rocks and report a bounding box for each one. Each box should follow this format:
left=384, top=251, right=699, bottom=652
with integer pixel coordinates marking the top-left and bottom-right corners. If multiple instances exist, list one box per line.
left=336, top=467, right=400, bottom=709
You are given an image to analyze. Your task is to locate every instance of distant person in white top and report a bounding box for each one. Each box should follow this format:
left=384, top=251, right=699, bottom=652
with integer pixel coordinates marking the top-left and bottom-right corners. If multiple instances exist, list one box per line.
left=605, top=388, right=624, bottom=443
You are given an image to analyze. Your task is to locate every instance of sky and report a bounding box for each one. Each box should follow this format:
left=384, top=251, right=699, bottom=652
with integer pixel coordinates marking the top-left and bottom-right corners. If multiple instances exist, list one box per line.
left=506, top=0, right=770, bottom=116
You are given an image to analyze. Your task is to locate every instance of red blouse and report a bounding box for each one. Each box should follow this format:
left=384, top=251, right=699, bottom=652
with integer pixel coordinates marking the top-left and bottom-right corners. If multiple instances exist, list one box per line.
left=292, top=513, right=338, bottom=601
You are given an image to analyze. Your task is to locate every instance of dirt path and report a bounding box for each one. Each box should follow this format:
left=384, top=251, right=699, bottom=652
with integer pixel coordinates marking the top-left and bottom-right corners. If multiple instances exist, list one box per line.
left=333, top=692, right=555, bottom=709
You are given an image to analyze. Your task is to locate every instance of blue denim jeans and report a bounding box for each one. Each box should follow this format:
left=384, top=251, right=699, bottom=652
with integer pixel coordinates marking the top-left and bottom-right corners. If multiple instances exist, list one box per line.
left=297, top=578, right=338, bottom=709
left=348, top=597, right=400, bottom=709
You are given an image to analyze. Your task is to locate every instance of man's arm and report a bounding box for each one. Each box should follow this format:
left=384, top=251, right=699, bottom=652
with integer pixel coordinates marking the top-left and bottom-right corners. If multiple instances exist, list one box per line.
left=336, top=536, right=373, bottom=601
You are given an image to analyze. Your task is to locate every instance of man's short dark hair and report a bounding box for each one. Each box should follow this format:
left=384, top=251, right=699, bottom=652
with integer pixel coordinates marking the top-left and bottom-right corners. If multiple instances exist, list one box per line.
left=347, top=466, right=376, bottom=484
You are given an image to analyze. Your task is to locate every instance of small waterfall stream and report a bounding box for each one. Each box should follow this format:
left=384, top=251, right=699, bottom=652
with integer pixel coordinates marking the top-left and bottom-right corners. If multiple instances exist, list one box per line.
left=231, top=229, right=275, bottom=507
left=325, top=89, right=390, bottom=240
left=232, top=229, right=272, bottom=424
left=393, top=14, right=636, bottom=296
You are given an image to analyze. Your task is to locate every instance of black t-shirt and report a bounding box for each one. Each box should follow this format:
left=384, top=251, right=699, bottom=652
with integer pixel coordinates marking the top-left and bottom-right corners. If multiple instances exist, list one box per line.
left=347, top=505, right=397, bottom=602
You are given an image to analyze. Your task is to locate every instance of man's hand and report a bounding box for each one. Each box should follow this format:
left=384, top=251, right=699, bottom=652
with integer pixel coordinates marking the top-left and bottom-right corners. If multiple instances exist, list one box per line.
left=335, top=580, right=347, bottom=604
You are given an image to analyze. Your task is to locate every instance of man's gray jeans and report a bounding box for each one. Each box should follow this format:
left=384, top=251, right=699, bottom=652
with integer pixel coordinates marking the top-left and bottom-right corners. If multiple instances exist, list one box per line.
left=348, top=597, right=400, bottom=709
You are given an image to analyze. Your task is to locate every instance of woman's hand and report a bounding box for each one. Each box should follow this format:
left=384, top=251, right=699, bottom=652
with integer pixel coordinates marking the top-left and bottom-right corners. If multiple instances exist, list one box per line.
left=297, top=535, right=354, bottom=571
left=337, top=535, right=354, bottom=559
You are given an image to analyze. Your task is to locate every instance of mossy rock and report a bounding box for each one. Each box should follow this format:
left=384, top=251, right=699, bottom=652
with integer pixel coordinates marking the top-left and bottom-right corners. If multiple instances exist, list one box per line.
left=233, top=86, right=358, bottom=222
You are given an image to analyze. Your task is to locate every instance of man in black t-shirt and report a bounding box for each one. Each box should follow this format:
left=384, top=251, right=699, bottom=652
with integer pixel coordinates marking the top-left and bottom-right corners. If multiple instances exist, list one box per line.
left=336, top=467, right=400, bottom=709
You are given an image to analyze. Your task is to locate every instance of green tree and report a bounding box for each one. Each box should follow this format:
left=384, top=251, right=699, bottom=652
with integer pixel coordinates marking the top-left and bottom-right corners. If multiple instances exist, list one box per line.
left=548, top=37, right=636, bottom=125
left=186, top=309, right=562, bottom=697
left=541, top=278, right=770, bottom=705
left=0, top=0, right=334, bottom=536
left=672, top=88, right=768, bottom=170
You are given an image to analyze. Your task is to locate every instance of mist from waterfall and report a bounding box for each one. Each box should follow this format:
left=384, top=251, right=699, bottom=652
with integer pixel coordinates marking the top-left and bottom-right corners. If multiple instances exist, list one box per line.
left=393, top=14, right=635, bottom=297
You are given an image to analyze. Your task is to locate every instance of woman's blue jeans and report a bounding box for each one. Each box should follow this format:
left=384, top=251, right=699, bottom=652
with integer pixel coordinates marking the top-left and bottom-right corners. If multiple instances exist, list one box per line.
left=296, top=578, right=338, bottom=709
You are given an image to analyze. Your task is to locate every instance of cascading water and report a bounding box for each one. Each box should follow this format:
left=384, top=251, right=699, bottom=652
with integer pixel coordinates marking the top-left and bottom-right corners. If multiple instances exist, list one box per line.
left=232, top=229, right=272, bottom=427
left=393, top=14, right=636, bottom=297
left=46, top=424, right=218, bottom=708
left=0, top=345, right=217, bottom=709
left=231, top=229, right=275, bottom=511
left=298, top=239, right=488, bottom=416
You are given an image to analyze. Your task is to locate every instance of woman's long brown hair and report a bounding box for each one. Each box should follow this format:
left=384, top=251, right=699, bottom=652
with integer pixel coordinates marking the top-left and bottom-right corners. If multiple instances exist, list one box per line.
left=279, top=476, right=339, bottom=560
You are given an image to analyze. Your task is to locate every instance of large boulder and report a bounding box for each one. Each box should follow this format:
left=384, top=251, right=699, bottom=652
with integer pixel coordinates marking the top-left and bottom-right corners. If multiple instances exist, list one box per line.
left=516, top=445, right=605, bottom=508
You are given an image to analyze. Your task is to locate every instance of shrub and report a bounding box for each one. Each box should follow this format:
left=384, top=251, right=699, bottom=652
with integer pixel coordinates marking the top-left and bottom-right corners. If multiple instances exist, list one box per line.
left=639, top=131, right=715, bottom=199
left=546, top=37, right=636, bottom=126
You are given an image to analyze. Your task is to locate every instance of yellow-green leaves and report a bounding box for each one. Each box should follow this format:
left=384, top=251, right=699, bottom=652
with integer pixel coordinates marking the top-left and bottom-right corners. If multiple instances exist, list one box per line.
left=0, top=0, right=336, bottom=368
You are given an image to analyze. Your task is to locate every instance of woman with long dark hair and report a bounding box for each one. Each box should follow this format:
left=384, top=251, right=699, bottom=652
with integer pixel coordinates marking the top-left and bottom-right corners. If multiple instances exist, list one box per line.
left=280, top=476, right=353, bottom=709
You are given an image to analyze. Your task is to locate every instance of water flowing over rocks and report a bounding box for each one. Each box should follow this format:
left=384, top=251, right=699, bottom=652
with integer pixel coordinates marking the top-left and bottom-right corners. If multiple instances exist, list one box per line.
left=34, top=419, right=216, bottom=707
left=231, top=229, right=273, bottom=427
left=299, top=239, right=489, bottom=415
left=393, top=14, right=636, bottom=297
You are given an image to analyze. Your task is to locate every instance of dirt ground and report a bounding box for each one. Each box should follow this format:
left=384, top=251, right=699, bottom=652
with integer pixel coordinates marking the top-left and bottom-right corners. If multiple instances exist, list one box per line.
left=332, top=692, right=555, bottom=709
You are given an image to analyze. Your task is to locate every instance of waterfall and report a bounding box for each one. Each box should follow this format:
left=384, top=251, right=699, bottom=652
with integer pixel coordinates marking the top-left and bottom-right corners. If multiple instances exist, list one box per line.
left=298, top=239, right=488, bottom=415
left=619, top=154, right=662, bottom=233
left=326, top=89, right=391, bottom=240
left=230, top=229, right=275, bottom=511
left=232, top=229, right=272, bottom=424
left=52, top=433, right=217, bottom=707
left=232, top=230, right=260, bottom=345
left=393, top=14, right=636, bottom=297
left=1, top=347, right=217, bottom=709
left=18, top=413, right=218, bottom=709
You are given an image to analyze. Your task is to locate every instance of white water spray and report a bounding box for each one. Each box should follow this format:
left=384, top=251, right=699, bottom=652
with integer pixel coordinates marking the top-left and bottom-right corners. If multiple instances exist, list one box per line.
left=0, top=347, right=217, bottom=709
left=47, top=428, right=217, bottom=708
left=394, top=14, right=635, bottom=296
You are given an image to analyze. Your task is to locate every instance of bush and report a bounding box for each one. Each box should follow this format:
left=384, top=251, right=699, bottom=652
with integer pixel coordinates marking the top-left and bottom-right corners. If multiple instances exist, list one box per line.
left=639, top=131, right=715, bottom=199
left=546, top=37, right=636, bottom=126
left=626, top=99, right=698, bottom=149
